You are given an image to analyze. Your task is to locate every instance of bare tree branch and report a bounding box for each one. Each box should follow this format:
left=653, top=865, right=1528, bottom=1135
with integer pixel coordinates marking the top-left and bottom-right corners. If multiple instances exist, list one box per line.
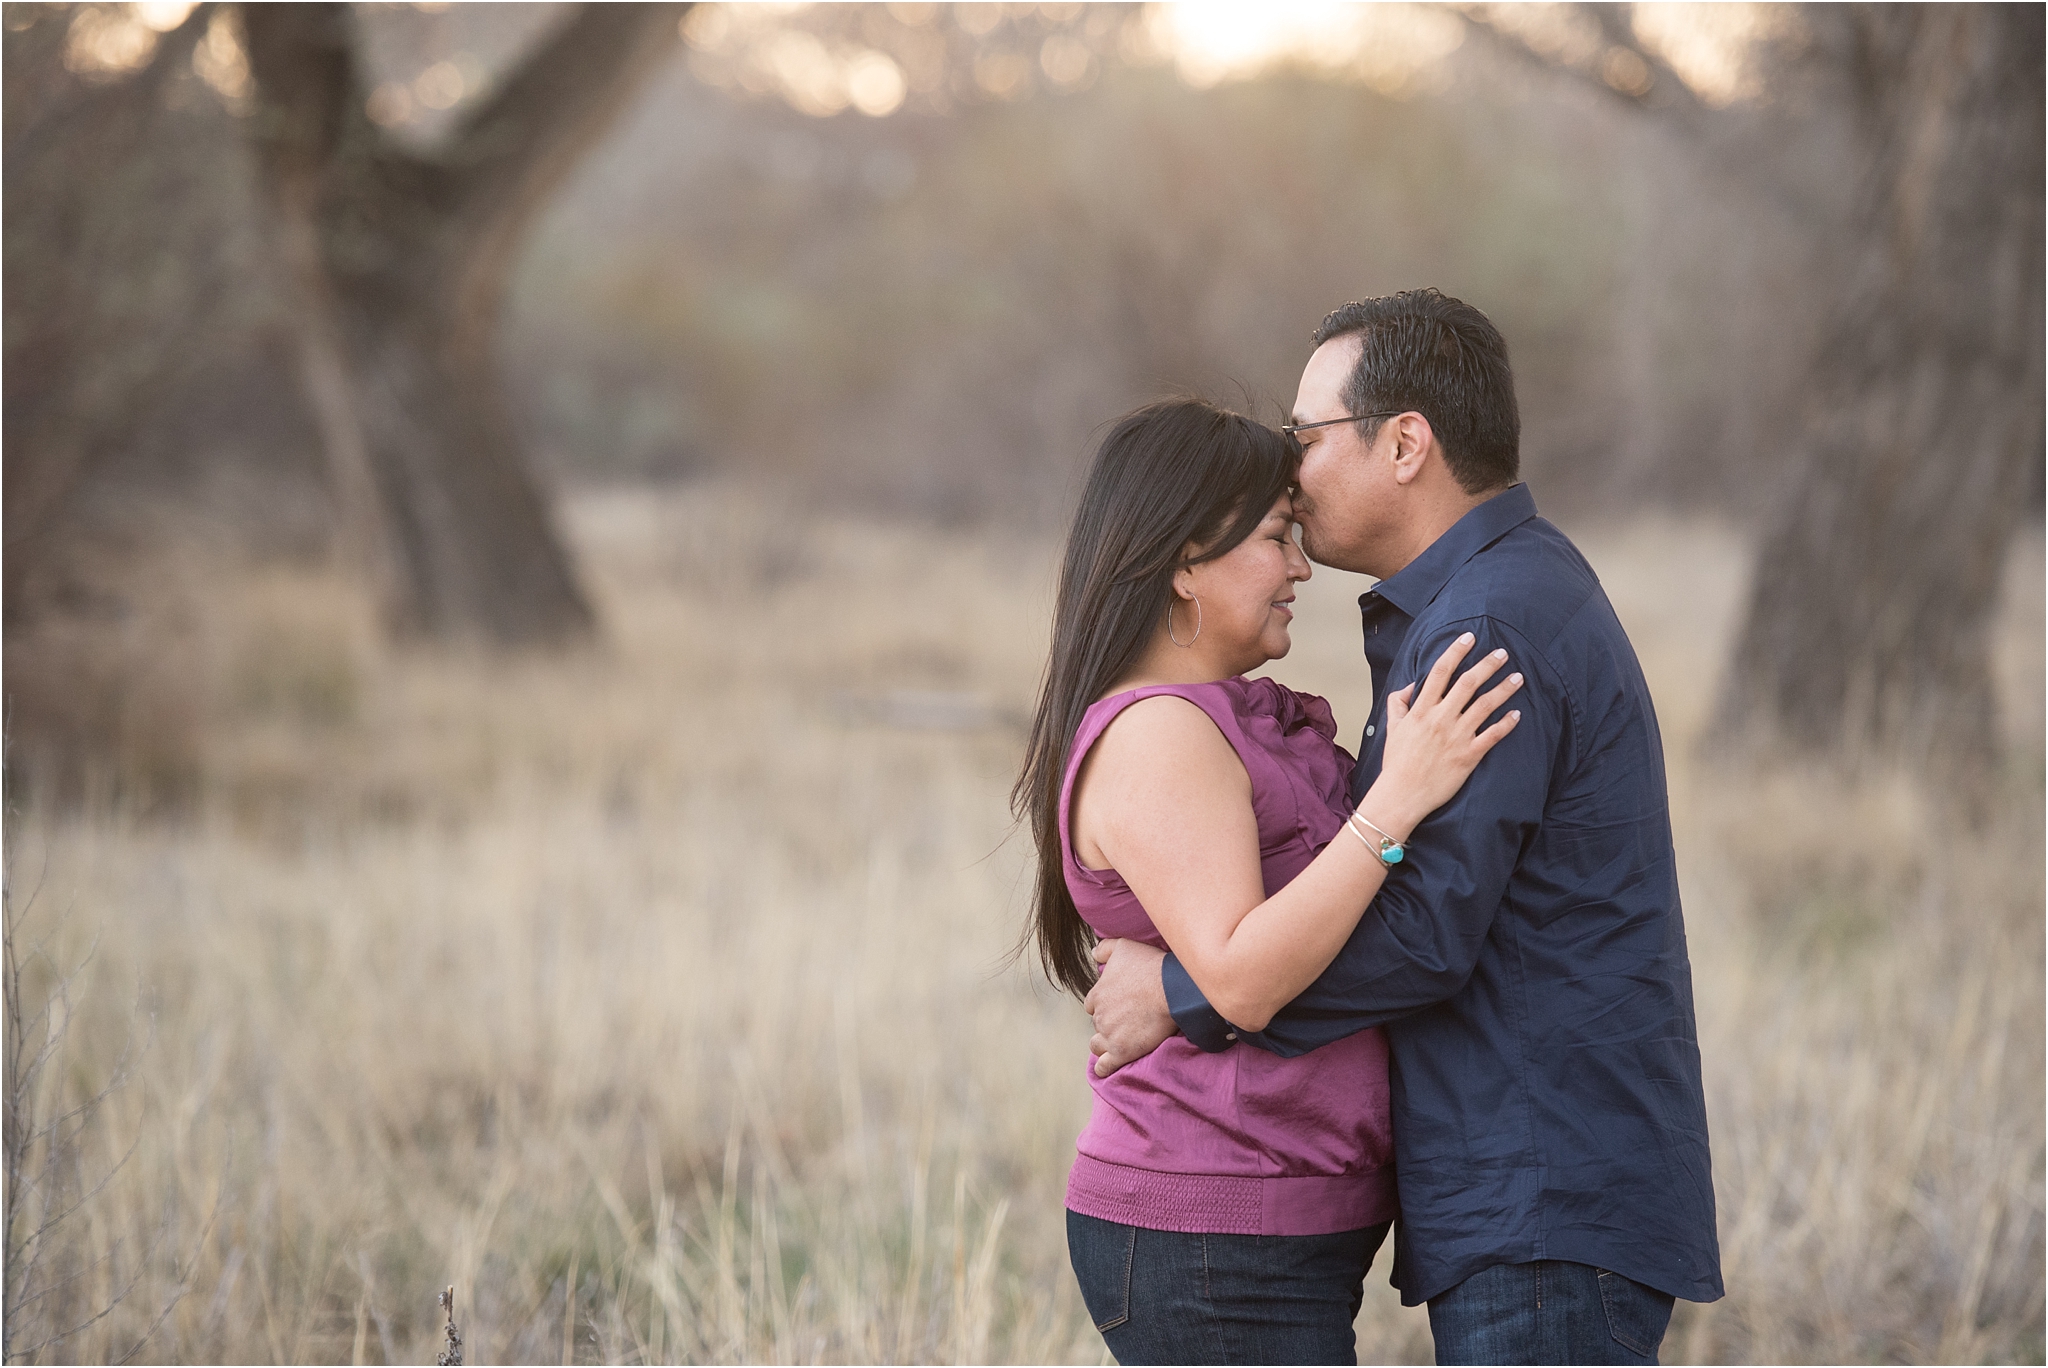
left=445, top=5, right=690, bottom=244
left=1452, top=2, right=1842, bottom=230
left=1453, top=3, right=1712, bottom=136
left=4, top=826, right=166, bottom=1366
left=1585, top=4, right=1715, bottom=122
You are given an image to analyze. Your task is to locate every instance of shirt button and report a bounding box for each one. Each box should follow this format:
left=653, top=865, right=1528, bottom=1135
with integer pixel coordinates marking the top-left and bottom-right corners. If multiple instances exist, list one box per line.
left=1366, top=725, right=1375, bottom=736
left=1224, top=1031, right=1237, bottom=1041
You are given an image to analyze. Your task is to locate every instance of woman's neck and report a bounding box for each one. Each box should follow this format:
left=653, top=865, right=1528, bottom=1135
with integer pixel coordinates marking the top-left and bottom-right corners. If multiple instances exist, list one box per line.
left=1107, top=628, right=1259, bottom=698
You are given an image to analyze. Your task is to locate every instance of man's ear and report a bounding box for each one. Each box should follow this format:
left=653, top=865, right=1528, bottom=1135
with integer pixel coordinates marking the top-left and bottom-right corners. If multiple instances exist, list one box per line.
left=1389, top=413, right=1437, bottom=487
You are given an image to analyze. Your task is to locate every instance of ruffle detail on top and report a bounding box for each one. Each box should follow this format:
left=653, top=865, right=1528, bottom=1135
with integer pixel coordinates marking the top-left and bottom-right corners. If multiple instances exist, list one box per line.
left=1217, top=676, right=1354, bottom=823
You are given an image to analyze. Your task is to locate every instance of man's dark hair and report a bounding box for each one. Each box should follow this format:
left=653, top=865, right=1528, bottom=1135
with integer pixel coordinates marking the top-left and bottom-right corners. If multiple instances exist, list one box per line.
left=1312, top=288, right=1520, bottom=494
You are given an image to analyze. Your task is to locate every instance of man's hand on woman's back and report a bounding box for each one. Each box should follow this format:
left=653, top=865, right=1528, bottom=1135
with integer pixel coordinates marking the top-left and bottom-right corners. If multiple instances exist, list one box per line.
left=1085, top=938, right=1176, bottom=1077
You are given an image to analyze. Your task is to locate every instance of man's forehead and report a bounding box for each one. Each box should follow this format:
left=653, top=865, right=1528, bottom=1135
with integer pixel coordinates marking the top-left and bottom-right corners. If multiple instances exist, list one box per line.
left=1293, top=336, right=1358, bottom=419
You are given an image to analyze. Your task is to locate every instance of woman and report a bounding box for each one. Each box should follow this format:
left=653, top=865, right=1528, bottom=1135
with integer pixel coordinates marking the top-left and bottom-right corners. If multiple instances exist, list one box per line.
left=1014, top=400, right=1522, bottom=1365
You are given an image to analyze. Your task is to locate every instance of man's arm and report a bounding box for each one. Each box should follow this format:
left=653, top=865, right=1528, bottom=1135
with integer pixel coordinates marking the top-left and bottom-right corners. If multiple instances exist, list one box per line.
left=1172, top=616, right=1563, bottom=1057
left=1086, top=616, right=1562, bottom=1069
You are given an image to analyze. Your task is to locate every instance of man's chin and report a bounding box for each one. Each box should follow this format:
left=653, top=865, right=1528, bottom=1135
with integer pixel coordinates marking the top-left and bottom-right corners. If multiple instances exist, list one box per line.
left=1298, top=529, right=1341, bottom=567
left=1301, top=529, right=1369, bottom=574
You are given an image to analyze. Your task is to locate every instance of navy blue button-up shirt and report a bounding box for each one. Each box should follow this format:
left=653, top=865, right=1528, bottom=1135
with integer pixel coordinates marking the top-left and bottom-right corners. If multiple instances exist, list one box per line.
left=1164, top=484, right=1723, bottom=1306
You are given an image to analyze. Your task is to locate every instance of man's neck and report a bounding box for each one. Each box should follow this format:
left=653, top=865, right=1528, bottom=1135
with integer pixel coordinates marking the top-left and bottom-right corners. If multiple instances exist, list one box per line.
left=1369, top=484, right=1507, bottom=581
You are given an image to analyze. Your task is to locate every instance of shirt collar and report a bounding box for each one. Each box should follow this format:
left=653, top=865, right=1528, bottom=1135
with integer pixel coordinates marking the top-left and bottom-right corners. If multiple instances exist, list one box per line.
left=1361, top=483, right=1539, bottom=617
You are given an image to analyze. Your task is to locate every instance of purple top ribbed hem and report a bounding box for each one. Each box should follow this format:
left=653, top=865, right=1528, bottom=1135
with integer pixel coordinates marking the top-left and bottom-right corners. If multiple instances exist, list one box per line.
left=1067, top=1153, right=1398, bottom=1237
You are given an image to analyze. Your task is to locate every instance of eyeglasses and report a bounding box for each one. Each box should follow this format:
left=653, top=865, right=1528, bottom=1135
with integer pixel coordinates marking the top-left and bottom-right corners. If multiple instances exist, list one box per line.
left=1280, top=411, right=1400, bottom=438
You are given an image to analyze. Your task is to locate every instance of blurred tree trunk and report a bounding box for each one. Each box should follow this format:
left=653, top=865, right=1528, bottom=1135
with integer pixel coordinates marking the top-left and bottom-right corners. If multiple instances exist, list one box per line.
left=241, top=2, right=685, bottom=645
left=2, top=10, right=225, bottom=623
left=1716, top=6, right=2044, bottom=784
left=1473, top=3, right=2044, bottom=786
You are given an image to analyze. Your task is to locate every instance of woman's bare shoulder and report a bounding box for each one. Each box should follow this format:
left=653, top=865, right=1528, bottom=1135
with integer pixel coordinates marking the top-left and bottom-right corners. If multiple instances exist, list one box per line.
left=1074, top=692, right=1255, bottom=870
left=1086, top=693, right=1244, bottom=788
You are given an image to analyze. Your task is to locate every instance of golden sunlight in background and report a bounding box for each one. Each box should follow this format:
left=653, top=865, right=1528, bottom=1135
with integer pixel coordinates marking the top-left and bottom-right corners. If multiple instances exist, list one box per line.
left=1626, top=3, right=1797, bottom=107
left=670, top=1, right=1788, bottom=117
left=1149, top=1, right=1463, bottom=95
left=58, top=1, right=1790, bottom=130
left=62, top=0, right=194, bottom=75
left=684, top=5, right=914, bottom=118
left=1150, top=1, right=1788, bottom=102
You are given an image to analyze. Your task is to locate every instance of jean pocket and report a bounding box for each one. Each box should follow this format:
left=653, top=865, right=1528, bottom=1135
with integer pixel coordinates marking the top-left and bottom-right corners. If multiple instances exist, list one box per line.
left=1596, top=1268, right=1674, bottom=1360
left=1067, top=1211, right=1136, bottom=1332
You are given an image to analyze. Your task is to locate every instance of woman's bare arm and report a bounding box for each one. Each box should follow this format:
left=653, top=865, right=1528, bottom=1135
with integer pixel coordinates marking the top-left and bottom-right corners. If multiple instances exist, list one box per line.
left=1072, top=638, right=1521, bottom=1034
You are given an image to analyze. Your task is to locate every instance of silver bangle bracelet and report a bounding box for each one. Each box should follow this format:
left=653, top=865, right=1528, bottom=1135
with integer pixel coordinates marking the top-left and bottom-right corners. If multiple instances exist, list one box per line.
left=1348, top=811, right=1407, bottom=866
left=1353, top=812, right=1401, bottom=846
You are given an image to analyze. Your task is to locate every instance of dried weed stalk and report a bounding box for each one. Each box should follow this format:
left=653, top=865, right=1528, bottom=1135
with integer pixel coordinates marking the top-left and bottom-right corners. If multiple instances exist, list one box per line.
left=436, top=1284, right=464, bottom=1366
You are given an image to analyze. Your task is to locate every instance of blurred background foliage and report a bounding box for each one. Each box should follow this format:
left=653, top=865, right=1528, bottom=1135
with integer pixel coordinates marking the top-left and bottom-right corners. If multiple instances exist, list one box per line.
left=8, top=0, right=1827, bottom=527
left=514, top=11, right=1776, bottom=521
left=7, top=1, right=2038, bottom=799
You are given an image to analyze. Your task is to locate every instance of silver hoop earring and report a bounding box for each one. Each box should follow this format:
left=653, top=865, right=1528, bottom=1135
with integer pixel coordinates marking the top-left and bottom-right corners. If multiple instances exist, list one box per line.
left=1167, top=595, right=1202, bottom=648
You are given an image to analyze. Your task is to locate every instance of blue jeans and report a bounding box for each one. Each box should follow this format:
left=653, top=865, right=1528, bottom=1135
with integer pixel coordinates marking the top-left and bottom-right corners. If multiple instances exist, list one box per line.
left=1067, top=1209, right=1391, bottom=1365
left=1427, top=1260, right=1674, bottom=1365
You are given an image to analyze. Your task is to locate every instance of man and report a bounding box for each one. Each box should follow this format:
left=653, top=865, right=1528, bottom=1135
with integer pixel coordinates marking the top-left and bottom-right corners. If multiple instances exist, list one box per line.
left=1085, top=289, right=1722, bottom=1365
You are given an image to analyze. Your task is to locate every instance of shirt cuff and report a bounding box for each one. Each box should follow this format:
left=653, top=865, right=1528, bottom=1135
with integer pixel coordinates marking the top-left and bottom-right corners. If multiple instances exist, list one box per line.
left=1163, top=953, right=1237, bottom=1053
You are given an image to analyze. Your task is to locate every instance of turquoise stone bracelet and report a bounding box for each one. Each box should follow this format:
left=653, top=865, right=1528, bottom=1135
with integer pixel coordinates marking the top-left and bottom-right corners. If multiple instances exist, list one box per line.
left=1349, top=812, right=1406, bottom=866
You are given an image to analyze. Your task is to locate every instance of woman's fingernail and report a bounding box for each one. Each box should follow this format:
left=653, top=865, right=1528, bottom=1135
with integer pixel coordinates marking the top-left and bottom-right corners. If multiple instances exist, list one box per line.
left=1509, top=673, right=1523, bottom=684
left=1459, top=632, right=1475, bottom=645
left=1509, top=710, right=1521, bottom=721
left=1492, top=649, right=1507, bottom=660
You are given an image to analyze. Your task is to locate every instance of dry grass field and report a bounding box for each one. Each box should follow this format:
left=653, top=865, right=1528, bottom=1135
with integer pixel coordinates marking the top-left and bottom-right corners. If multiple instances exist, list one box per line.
left=5, top=483, right=2042, bottom=1364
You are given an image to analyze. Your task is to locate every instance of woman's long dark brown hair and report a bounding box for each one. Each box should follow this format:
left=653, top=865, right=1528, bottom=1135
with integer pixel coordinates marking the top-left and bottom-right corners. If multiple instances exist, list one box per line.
left=1012, top=399, right=1300, bottom=998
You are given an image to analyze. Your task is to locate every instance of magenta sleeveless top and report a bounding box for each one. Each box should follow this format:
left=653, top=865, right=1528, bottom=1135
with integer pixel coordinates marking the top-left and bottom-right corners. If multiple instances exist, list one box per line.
left=1059, top=676, right=1397, bottom=1237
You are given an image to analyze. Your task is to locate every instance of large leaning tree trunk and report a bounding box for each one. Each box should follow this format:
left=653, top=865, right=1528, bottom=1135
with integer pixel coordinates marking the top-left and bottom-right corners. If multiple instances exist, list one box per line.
left=241, top=2, right=687, bottom=645
left=1469, top=3, right=2045, bottom=788
left=1716, top=6, right=2044, bottom=785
